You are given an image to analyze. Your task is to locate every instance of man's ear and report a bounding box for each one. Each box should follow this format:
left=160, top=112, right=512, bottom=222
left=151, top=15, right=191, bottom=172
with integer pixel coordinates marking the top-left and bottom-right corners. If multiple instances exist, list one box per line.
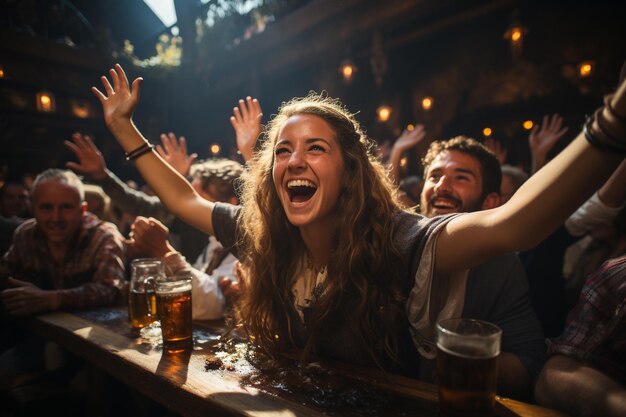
left=481, top=192, right=501, bottom=210
left=81, top=201, right=88, bottom=214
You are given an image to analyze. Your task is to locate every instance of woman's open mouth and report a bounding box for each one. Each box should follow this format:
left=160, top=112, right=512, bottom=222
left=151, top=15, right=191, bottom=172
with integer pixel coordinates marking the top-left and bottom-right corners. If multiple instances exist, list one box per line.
left=287, top=179, right=317, bottom=203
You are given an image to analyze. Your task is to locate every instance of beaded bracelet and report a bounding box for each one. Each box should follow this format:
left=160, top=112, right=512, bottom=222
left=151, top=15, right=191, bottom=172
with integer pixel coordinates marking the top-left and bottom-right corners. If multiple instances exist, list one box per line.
left=124, top=142, right=151, bottom=160
left=126, top=143, right=155, bottom=161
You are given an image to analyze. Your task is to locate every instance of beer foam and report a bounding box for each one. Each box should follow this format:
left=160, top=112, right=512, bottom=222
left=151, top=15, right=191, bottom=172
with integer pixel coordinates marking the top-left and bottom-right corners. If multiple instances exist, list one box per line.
left=156, top=285, right=192, bottom=296
left=437, top=341, right=499, bottom=359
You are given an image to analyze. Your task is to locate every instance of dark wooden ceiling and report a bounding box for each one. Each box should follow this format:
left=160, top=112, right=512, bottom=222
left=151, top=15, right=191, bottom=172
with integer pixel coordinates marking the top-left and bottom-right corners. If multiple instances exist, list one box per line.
left=1, top=0, right=624, bottom=182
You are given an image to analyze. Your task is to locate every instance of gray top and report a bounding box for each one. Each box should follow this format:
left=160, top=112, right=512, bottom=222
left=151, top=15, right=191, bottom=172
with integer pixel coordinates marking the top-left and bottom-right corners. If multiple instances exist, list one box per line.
left=212, top=203, right=545, bottom=381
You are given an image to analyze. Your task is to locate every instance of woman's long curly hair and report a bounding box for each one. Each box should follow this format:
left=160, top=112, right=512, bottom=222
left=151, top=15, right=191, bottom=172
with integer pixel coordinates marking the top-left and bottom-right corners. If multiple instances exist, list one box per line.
left=237, top=92, right=408, bottom=367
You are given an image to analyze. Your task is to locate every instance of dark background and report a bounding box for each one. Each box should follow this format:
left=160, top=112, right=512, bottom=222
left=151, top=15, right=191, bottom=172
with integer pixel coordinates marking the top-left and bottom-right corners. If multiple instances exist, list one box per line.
left=1, top=0, right=625, bottom=185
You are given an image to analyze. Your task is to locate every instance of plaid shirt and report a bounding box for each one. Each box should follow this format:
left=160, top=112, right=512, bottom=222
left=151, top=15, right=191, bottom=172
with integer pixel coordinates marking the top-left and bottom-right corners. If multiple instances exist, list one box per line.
left=1, top=212, right=127, bottom=309
left=548, top=255, right=626, bottom=383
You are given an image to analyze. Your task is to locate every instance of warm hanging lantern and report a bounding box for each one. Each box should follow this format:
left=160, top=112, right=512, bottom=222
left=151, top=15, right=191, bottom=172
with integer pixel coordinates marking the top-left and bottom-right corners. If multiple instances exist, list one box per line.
left=36, top=90, right=56, bottom=113
left=70, top=99, right=90, bottom=118
left=421, top=96, right=433, bottom=111
left=503, top=10, right=528, bottom=59
left=578, top=61, right=595, bottom=78
left=210, top=143, right=221, bottom=155
left=339, top=59, right=357, bottom=83
left=376, top=104, right=392, bottom=122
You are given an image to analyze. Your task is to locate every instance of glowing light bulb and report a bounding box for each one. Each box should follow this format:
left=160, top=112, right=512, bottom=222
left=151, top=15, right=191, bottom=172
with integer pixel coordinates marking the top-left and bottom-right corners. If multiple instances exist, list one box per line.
left=421, top=97, right=433, bottom=111
left=511, top=28, right=523, bottom=43
left=339, top=59, right=357, bottom=82
left=342, top=65, right=353, bottom=79
left=36, top=90, right=56, bottom=112
left=578, top=61, right=594, bottom=78
left=377, top=105, right=392, bottom=122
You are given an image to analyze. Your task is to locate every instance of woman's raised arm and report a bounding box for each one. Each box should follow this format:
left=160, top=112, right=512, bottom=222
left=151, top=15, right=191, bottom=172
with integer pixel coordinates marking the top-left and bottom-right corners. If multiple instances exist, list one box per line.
left=435, top=75, right=626, bottom=274
left=92, top=64, right=216, bottom=236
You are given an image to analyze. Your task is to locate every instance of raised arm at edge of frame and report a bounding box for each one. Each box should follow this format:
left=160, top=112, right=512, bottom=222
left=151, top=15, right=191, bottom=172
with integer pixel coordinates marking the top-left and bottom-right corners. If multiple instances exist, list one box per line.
left=434, top=81, right=626, bottom=275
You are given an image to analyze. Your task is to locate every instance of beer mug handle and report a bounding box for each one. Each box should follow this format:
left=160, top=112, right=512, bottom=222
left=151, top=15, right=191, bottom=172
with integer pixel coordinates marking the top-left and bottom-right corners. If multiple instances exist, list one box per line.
left=144, top=277, right=156, bottom=318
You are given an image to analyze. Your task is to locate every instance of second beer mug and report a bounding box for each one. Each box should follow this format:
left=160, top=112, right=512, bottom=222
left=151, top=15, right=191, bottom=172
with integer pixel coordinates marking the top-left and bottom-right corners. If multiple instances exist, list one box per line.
left=436, top=318, right=501, bottom=417
left=128, top=258, right=162, bottom=330
left=156, top=272, right=193, bottom=353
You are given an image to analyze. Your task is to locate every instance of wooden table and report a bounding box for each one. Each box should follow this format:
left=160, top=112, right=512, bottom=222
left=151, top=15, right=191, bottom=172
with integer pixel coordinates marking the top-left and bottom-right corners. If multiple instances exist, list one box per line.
left=20, top=306, right=568, bottom=417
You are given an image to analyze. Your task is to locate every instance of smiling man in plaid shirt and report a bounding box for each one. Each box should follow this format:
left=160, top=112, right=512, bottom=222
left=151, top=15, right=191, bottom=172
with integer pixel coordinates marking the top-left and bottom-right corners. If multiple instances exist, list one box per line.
left=0, top=168, right=126, bottom=375
left=1, top=168, right=126, bottom=316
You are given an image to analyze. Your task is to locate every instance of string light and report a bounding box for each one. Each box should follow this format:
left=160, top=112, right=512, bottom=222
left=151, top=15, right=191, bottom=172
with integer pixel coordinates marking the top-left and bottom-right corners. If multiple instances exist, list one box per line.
left=482, top=127, right=493, bottom=137
left=376, top=104, right=392, bottom=122
left=210, top=143, right=221, bottom=155
left=523, top=120, right=534, bottom=130
left=36, top=90, right=56, bottom=113
left=339, top=59, right=357, bottom=83
left=71, top=99, right=90, bottom=118
left=421, top=96, right=433, bottom=111
left=509, top=27, right=524, bottom=44
left=578, top=61, right=594, bottom=78
left=503, top=10, right=528, bottom=59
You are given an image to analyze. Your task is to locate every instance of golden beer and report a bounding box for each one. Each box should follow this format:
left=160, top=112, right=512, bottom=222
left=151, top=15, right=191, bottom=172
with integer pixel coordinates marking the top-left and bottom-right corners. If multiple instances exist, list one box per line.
left=156, top=280, right=193, bottom=353
left=128, top=289, right=157, bottom=329
left=128, top=258, right=164, bottom=330
left=436, top=318, right=501, bottom=417
left=436, top=344, right=498, bottom=417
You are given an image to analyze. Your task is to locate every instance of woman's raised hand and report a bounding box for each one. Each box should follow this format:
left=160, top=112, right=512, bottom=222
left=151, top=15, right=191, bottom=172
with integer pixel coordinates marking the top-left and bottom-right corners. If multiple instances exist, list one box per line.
left=91, top=63, right=143, bottom=133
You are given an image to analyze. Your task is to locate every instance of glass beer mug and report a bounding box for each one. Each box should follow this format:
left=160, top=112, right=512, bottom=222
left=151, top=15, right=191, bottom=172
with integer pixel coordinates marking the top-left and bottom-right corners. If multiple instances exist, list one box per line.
left=155, top=271, right=193, bottom=353
left=128, top=258, right=163, bottom=330
left=436, top=318, right=502, bottom=417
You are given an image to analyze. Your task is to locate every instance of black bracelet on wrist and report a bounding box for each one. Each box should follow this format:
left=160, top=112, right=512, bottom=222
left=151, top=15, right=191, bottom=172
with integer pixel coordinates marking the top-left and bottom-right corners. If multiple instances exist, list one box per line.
left=125, top=142, right=151, bottom=160
left=126, top=144, right=155, bottom=161
left=583, top=115, right=626, bottom=153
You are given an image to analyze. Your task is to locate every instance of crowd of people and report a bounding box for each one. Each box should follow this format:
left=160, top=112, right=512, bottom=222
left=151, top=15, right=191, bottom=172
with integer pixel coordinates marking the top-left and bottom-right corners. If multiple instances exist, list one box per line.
left=0, top=61, right=625, bottom=417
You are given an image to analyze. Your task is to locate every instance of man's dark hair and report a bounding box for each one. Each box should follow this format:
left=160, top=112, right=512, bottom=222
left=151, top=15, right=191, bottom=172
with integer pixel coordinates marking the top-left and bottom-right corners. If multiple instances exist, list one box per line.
left=422, top=135, right=502, bottom=198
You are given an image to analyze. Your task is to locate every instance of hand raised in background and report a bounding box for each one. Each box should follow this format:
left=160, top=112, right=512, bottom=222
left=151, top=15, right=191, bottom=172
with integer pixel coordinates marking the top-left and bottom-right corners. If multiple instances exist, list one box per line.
left=64, top=132, right=108, bottom=180
left=389, top=124, right=427, bottom=184
left=529, top=114, right=569, bottom=174
left=230, top=96, right=263, bottom=162
left=484, top=137, right=508, bottom=166
left=156, top=132, right=198, bottom=177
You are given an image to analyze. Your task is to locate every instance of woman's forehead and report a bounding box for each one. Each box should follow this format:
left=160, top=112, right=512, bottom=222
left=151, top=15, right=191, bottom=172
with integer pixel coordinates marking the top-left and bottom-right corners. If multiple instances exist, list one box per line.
left=277, top=113, right=338, bottom=143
